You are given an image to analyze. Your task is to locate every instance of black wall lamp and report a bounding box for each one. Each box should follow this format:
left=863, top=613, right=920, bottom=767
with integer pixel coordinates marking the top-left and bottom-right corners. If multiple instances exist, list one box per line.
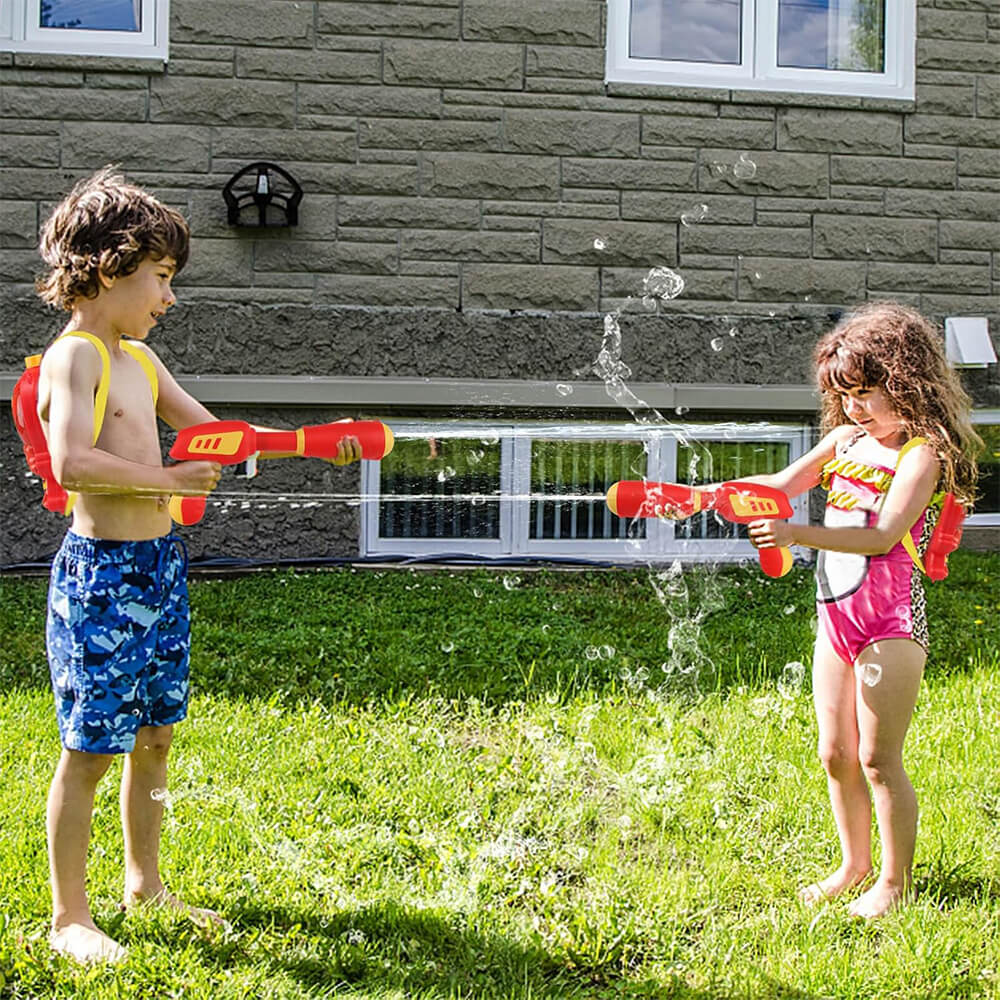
left=223, top=162, right=302, bottom=227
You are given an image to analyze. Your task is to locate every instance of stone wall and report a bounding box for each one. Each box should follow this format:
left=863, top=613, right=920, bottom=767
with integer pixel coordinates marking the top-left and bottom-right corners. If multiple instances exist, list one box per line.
left=1, top=0, right=998, bottom=564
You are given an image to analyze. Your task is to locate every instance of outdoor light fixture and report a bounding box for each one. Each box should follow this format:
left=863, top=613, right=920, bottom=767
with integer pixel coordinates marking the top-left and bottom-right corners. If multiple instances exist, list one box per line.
left=222, top=162, right=302, bottom=227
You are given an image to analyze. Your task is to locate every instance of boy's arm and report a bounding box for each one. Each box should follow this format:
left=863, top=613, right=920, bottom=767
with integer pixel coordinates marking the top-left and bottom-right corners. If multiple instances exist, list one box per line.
left=44, top=339, right=220, bottom=497
left=141, top=344, right=361, bottom=465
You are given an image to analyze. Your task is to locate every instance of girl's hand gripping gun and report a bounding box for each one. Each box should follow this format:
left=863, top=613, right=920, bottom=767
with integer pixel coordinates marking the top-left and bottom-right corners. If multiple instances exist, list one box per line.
left=605, top=479, right=795, bottom=578
left=167, top=418, right=395, bottom=525
left=10, top=355, right=73, bottom=515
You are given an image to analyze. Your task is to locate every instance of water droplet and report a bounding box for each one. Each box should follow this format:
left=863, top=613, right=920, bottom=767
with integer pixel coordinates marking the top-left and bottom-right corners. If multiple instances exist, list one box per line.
left=556, top=383, right=573, bottom=396
left=732, top=152, right=757, bottom=180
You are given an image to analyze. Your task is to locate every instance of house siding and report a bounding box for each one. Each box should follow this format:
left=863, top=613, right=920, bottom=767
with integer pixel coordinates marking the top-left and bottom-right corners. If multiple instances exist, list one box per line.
left=1, top=0, right=997, bottom=564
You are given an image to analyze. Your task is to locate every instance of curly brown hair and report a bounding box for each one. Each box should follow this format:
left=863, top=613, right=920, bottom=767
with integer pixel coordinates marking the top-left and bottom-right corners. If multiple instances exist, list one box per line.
left=814, top=301, right=982, bottom=504
left=35, top=166, right=189, bottom=311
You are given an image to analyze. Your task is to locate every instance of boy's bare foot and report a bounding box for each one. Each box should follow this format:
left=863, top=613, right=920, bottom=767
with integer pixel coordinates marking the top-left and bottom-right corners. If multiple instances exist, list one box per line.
left=124, top=889, right=226, bottom=930
left=50, top=922, right=127, bottom=964
left=798, top=865, right=872, bottom=906
left=847, top=881, right=909, bottom=919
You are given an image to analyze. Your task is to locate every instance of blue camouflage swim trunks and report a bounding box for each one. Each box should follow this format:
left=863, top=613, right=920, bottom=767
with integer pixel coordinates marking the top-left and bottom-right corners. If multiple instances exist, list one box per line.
left=47, top=531, right=190, bottom=754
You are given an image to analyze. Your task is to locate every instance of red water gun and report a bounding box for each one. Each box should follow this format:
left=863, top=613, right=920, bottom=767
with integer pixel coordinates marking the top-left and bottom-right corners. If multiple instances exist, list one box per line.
left=10, top=354, right=74, bottom=515
left=168, top=418, right=395, bottom=524
left=922, top=493, right=965, bottom=581
left=606, top=479, right=795, bottom=578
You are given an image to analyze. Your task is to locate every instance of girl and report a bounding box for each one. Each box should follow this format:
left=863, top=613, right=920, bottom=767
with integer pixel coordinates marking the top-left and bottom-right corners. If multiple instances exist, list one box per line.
left=746, top=302, right=981, bottom=918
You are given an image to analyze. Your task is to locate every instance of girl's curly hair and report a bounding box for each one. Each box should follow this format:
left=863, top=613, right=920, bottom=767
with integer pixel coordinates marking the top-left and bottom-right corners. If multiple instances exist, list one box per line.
left=35, top=166, right=189, bottom=311
left=814, top=301, right=982, bottom=504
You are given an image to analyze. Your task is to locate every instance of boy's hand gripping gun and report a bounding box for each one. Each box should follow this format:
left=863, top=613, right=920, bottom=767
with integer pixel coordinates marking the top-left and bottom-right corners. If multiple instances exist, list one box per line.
left=606, top=479, right=795, bottom=578
left=168, top=418, right=395, bottom=525
left=10, top=355, right=73, bottom=515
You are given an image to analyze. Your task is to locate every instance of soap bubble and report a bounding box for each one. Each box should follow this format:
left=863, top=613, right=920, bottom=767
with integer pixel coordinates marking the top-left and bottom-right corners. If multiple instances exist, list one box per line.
left=732, top=152, right=757, bottom=180
left=502, top=575, right=521, bottom=591
left=556, top=383, right=574, bottom=396
left=643, top=266, right=685, bottom=301
left=860, top=662, right=883, bottom=687
left=778, top=661, right=806, bottom=700
left=680, top=203, right=709, bottom=227
left=710, top=338, right=724, bottom=352
left=593, top=237, right=608, bottom=250
left=584, top=646, right=601, bottom=661
left=440, top=641, right=455, bottom=653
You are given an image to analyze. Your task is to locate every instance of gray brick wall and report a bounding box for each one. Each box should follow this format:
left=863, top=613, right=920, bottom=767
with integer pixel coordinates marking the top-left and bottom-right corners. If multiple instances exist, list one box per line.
left=1, top=0, right=998, bottom=563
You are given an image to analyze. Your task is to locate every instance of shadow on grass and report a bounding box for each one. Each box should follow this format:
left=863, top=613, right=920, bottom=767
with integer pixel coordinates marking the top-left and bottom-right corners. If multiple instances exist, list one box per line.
left=166, top=899, right=824, bottom=999
left=915, top=857, right=1000, bottom=909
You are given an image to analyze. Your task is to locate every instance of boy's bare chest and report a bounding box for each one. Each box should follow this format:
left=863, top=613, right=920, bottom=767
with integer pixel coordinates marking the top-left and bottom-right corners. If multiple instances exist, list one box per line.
left=96, top=357, right=159, bottom=459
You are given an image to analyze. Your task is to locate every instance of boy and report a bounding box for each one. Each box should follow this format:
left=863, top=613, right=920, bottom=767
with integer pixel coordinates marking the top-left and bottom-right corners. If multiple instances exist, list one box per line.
left=34, top=167, right=357, bottom=963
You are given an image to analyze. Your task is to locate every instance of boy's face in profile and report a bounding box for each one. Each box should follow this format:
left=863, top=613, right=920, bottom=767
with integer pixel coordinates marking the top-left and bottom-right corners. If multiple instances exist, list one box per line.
left=99, top=255, right=177, bottom=339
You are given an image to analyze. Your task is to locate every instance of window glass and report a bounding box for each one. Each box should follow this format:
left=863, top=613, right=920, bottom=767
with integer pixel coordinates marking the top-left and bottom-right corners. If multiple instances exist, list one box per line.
left=629, top=0, right=741, bottom=64
left=974, top=425, right=999, bottom=515
left=530, top=438, right=648, bottom=541
left=40, top=0, right=141, bottom=31
left=378, top=436, right=502, bottom=541
left=676, top=439, right=790, bottom=540
left=777, top=0, right=884, bottom=71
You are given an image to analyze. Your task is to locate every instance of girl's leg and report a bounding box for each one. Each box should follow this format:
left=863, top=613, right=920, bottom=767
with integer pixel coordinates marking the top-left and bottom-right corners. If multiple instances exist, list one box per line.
left=799, top=635, right=873, bottom=903
left=121, top=724, right=222, bottom=927
left=47, top=748, right=126, bottom=962
left=849, top=638, right=925, bottom=918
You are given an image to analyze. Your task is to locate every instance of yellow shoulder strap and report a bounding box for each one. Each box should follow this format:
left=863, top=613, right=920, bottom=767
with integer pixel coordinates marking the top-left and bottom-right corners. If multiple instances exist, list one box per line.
left=894, top=437, right=928, bottom=574
left=59, top=331, right=110, bottom=446
left=121, top=340, right=160, bottom=408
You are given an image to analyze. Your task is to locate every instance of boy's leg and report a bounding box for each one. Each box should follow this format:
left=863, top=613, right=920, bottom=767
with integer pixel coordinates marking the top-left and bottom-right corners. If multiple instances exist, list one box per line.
left=849, top=638, right=925, bottom=919
left=120, top=724, right=222, bottom=927
left=799, top=636, right=873, bottom=904
left=48, top=748, right=127, bottom=962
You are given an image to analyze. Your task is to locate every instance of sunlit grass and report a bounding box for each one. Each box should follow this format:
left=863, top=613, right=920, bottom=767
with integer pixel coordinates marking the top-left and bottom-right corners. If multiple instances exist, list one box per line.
left=0, top=553, right=997, bottom=998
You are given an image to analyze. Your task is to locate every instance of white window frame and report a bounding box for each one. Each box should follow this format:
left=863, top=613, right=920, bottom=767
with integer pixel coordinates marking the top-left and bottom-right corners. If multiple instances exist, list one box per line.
left=0, top=0, right=168, bottom=60
left=605, top=0, right=915, bottom=100
left=361, top=420, right=811, bottom=564
left=969, top=410, right=1000, bottom=527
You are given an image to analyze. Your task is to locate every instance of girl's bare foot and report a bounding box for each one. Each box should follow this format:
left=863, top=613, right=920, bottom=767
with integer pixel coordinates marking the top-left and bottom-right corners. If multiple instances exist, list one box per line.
left=50, top=922, right=127, bottom=964
left=124, top=889, right=226, bottom=930
left=798, top=865, right=872, bottom=905
left=847, top=880, right=909, bottom=919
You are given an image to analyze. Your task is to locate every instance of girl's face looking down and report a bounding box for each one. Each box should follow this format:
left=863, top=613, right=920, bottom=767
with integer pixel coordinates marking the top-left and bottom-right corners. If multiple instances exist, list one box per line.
left=837, top=383, right=905, bottom=446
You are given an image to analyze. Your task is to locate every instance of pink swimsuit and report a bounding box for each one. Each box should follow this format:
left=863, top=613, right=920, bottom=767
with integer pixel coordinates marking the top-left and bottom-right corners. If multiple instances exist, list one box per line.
left=815, top=432, right=938, bottom=665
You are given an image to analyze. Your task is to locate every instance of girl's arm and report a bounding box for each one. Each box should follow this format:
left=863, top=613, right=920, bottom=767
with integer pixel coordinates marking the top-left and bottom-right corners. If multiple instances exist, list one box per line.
left=710, top=424, right=856, bottom=499
left=750, top=440, right=940, bottom=556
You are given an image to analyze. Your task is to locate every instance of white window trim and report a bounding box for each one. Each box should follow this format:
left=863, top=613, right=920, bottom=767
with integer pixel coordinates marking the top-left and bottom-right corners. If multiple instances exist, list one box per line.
left=969, top=410, right=1000, bottom=527
left=605, top=0, right=915, bottom=101
left=361, top=420, right=811, bottom=564
left=0, top=0, right=168, bottom=60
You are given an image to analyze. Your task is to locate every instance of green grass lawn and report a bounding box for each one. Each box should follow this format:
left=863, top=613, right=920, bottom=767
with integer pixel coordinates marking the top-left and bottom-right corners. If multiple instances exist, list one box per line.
left=1, top=553, right=998, bottom=999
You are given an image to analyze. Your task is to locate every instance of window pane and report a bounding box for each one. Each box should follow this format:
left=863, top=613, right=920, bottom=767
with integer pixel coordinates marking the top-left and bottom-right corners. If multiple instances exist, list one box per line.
left=378, top=436, right=501, bottom=541
left=41, top=0, right=141, bottom=32
left=530, top=439, right=647, bottom=541
left=676, top=440, right=790, bottom=540
left=777, top=0, right=884, bottom=71
left=974, top=425, right=1000, bottom=515
left=629, top=0, right=741, bottom=64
